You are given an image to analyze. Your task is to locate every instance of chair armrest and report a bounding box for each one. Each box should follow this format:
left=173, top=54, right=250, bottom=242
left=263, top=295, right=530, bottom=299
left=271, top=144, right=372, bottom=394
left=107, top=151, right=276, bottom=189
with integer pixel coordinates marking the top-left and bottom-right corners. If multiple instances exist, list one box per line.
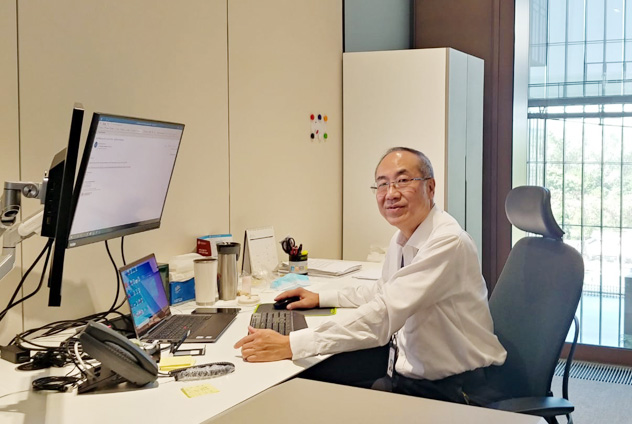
left=563, top=315, right=580, bottom=400
left=486, top=396, right=574, bottom=417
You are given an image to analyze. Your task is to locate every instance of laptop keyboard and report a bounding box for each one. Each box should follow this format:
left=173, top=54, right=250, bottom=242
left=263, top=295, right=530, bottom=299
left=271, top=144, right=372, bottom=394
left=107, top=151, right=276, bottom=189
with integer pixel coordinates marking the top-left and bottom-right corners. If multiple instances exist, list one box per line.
left=249, top=311, right=307, bottom=336
left=149, top=315, right=211, bottom=340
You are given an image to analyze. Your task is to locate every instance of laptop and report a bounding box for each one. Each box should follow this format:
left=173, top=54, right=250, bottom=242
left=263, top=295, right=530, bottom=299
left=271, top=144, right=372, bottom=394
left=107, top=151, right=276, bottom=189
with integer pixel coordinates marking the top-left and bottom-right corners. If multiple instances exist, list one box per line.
left=119, top=254, right=237, bottom=343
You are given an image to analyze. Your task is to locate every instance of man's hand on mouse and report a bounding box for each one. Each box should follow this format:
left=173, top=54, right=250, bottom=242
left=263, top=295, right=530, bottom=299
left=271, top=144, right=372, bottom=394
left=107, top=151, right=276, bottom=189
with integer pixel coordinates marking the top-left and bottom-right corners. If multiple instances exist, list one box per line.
left=274, top=288, right=319, bottom=310
left=233, top=288, right=319, bottom=362
left=234, top=327, right=292, bottom=362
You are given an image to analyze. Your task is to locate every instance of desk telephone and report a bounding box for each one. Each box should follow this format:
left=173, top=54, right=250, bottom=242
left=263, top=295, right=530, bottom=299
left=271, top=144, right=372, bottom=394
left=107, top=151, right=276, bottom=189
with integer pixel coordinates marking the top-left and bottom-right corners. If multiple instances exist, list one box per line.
left=78, top=321, right=158, bottom=393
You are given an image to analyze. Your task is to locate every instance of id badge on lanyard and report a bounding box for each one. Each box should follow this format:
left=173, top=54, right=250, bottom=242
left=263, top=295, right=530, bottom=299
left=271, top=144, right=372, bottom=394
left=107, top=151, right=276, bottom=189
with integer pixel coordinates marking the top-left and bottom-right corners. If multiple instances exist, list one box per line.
left=387, top=333, right=398, bottom=377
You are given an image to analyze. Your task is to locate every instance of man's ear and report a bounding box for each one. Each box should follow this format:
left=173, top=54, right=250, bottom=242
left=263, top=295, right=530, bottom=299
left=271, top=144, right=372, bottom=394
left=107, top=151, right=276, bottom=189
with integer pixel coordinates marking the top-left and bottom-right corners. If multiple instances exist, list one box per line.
left=427, top=178, right=436, bottom=197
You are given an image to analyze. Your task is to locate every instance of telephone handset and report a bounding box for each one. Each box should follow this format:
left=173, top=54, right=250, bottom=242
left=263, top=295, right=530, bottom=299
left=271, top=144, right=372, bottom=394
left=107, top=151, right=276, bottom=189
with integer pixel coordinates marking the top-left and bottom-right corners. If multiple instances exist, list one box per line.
left=78, top=321, right=158, bottom=393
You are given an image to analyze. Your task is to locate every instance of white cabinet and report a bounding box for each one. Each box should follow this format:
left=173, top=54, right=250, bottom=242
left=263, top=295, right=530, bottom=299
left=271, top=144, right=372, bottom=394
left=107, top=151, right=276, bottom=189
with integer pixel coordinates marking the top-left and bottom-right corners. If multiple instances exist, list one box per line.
left=342, top=48, right=483, bottom=261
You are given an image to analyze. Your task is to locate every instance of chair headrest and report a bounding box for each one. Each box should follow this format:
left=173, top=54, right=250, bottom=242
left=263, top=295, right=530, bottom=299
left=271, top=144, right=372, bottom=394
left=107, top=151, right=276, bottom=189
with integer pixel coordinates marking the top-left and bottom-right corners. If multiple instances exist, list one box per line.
left=505, top=186, right=564, bottom=240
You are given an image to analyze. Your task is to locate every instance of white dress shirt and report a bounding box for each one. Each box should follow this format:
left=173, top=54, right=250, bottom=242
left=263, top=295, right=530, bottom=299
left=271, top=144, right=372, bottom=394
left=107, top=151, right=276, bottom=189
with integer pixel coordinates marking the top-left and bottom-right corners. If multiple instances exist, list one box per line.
left=290, top=206, right=507, bottom=380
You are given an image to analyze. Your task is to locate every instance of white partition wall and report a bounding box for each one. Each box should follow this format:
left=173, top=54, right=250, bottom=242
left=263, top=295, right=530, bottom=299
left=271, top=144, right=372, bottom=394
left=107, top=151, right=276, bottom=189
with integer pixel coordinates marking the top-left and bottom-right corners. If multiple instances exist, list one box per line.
left=228, top=0, right=343, bottom=262
left=342, top=48, right=484, bottom=261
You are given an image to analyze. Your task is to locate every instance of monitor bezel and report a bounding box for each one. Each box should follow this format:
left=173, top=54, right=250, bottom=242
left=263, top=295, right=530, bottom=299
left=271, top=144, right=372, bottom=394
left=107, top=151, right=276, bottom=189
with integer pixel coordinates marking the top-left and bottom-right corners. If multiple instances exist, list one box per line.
left=47, top=103, right=84, bottom=307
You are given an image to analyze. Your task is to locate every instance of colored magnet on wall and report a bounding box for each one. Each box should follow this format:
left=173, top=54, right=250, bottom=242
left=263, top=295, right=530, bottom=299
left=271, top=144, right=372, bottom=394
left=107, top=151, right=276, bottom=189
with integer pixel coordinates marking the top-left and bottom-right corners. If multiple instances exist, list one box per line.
left=310, top=113, right=328, bottom=142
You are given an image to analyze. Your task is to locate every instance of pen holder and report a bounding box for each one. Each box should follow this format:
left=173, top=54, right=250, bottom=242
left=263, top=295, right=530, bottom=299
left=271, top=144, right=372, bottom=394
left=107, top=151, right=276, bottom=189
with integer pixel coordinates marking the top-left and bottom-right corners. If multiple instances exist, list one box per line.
left=289, top=252, right=308, bottom=275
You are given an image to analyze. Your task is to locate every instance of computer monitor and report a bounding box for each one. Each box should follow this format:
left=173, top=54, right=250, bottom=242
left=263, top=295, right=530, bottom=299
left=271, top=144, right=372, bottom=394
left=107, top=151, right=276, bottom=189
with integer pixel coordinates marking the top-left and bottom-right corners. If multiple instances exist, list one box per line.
left=45, top=104, right=84, bottom=307
left=67, top=113, right=184, bottom=248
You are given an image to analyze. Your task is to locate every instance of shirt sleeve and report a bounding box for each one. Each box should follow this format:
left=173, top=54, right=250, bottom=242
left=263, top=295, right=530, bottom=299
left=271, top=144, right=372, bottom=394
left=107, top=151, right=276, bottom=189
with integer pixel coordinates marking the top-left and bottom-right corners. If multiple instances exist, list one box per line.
left=318, top=281, right=381, bottom=308
left=290, top=233, right=465, bottom=360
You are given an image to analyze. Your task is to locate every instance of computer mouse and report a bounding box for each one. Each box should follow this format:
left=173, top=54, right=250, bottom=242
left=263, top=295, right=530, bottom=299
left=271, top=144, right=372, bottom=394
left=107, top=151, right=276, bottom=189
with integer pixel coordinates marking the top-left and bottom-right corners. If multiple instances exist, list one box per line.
left=273, top=296, right=301, bottom=310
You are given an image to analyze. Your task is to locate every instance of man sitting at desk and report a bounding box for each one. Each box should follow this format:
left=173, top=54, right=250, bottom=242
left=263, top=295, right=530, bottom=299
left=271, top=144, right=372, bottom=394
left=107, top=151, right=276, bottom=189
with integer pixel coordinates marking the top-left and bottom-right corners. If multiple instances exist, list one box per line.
left=235, top=147, right=506, bottom=404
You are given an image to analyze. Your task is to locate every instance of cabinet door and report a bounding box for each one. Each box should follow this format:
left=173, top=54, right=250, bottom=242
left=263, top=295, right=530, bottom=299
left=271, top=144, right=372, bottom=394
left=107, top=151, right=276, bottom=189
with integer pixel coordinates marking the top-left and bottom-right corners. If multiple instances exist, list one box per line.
left=343, top=48, right=483, bottom=261
left=343, top=49, right=450, bottom=261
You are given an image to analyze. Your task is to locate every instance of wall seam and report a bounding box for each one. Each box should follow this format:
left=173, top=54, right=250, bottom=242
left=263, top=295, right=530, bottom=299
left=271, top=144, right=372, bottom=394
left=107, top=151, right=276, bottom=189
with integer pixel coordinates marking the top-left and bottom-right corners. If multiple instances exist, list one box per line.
left=14, top=0, right=25, bottom=332
left=226, top=0, right=231, bottom=233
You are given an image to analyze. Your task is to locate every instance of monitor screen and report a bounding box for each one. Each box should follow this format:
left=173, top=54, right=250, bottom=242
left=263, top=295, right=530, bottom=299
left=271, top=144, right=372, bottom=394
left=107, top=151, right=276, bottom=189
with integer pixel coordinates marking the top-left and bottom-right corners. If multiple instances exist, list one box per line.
left=68, top=114, right=184, bottom=248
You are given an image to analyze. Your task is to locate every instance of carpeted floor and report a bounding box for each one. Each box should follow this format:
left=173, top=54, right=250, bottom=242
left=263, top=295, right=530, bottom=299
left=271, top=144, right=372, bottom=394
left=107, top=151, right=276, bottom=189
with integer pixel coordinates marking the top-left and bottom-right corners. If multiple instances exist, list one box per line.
left=551, top=374, right=632, bottom=423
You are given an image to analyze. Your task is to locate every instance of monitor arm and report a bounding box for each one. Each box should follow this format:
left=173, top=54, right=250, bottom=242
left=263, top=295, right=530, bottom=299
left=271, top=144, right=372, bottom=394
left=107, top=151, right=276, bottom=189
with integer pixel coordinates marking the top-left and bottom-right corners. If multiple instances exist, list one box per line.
left=0, top=180, right=46, bottom=281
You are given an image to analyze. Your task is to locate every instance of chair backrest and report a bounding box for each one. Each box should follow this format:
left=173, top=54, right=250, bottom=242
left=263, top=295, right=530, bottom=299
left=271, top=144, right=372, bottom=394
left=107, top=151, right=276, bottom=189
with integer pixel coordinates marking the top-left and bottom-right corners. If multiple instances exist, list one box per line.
left=486, top=186, right=584, bottom=398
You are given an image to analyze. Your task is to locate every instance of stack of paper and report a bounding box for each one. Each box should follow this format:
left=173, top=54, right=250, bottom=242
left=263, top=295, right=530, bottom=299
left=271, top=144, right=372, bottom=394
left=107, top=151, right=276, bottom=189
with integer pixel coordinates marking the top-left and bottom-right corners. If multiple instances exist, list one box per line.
left=352, top=267, right=382, bottom=281
left=307, top=259, right=362, bottom=277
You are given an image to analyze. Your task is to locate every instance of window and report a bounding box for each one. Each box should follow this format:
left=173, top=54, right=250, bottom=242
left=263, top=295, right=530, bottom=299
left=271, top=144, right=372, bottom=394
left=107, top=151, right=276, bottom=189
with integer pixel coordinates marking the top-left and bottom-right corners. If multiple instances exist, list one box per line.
left=525, top=0, right=632, bottom=348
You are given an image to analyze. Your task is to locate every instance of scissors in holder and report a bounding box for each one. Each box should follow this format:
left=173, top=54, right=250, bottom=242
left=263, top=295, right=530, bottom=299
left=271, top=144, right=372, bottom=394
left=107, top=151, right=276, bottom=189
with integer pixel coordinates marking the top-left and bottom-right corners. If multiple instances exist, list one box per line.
left=281, top=236, right=296, bottom=255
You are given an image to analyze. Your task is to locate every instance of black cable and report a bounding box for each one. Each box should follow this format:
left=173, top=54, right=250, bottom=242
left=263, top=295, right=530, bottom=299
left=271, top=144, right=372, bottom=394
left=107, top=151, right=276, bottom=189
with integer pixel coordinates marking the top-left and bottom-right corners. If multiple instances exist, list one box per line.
left=10, top=237, right=133, bottom=355
left=1, top=238, right=52, bottom=313
left=120, top=236, right=126, bottom=266
left=12, top=314, right=121, bottom=358
left=11, top=307, right=129, bottom=350
left=5, top=240, right=53, bottom=311
left=104, top=238, right=133, bottom=313
left=104, top=240, right=122, bottom=313
left=0, top=238, right=53, bottom=323
left=32, top=376, right=80, bottom=392
left=113, top=236, right=128, bottom=311
left=63, top=336, right=91, bottom=379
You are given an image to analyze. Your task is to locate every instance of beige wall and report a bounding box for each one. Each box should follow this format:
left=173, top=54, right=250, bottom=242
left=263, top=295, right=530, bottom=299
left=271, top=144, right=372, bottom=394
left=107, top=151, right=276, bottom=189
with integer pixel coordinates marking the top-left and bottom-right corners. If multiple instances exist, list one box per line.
left=1, top=0, right=230, bottom=341
left=229, top=0, right=343, bottom=262
left=0, top=0, right=343, bottom=344
left=0, top=0, right=22, bottom=343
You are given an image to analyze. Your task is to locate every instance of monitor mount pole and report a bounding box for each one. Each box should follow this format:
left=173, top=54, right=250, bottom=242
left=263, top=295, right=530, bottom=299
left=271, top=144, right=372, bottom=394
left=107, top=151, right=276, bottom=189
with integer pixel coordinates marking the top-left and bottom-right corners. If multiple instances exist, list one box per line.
left=0, top=181, right=45, bottom=281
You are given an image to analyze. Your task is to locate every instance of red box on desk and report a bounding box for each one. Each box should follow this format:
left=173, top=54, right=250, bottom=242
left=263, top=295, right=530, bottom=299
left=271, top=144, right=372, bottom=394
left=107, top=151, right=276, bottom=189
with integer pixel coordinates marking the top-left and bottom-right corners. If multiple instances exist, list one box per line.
left=197, top=234, right=232, bottom=257
left=197, top=238, right=212, bottom=256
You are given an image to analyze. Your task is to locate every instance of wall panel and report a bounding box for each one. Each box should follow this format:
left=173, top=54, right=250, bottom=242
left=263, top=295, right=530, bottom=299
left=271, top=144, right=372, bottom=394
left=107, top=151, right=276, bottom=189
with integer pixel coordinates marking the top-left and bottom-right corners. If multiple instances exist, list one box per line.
left=0, top=1, right=22, bottom=343
left=228, top=0, right=343, bottom=264
left=16, top=0, right=229, bottom=330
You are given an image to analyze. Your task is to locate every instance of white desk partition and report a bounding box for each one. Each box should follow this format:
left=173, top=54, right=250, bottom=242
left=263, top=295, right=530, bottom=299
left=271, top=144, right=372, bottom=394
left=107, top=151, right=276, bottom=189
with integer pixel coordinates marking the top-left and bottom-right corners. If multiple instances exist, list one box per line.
left=0, top=263, right=379, bottom=424
left=206, top=378, right=548, bottom=424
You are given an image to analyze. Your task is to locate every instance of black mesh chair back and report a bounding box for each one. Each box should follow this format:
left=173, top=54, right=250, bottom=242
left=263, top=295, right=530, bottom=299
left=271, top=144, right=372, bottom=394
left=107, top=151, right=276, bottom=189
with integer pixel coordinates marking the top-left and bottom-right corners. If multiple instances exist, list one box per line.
left=485, top=186, right=584, bottom=423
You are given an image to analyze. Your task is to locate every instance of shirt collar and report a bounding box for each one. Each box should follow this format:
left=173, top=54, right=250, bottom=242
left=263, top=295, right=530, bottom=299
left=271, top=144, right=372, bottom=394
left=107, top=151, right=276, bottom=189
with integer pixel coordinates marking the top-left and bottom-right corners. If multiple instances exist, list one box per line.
left=395, top=204, right=439, bottom=250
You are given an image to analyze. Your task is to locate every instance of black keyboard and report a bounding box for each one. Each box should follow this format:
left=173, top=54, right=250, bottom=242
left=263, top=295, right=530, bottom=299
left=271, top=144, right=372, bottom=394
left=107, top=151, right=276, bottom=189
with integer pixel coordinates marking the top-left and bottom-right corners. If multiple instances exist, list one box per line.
left=249, top=311, right=307, bottom=335
left=149, top=315, right=211, bottom=340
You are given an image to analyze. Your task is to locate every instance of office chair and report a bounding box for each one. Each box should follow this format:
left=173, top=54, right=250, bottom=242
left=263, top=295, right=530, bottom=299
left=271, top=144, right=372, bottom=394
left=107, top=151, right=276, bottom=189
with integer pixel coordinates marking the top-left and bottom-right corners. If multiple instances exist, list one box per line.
left=483, top=186, right=584, bottom=424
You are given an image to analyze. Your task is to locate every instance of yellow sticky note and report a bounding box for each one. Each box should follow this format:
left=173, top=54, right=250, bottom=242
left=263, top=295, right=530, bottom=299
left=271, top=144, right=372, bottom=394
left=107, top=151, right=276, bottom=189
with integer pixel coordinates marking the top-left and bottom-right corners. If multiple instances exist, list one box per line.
left=181, top=384, right=219, bottom=398
left=159, top=356, right=195, bottom=371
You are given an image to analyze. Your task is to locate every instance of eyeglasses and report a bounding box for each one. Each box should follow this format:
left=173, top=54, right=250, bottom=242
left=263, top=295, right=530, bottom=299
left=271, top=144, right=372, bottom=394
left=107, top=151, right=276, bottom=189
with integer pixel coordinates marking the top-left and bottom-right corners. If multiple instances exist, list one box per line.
left=370, top=177, right=431, bottom=194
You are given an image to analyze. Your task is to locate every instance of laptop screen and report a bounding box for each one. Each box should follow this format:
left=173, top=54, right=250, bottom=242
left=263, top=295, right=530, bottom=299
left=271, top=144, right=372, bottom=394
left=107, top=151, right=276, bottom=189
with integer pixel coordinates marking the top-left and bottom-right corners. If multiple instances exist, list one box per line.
left=120, top=254, right=171, bottom=338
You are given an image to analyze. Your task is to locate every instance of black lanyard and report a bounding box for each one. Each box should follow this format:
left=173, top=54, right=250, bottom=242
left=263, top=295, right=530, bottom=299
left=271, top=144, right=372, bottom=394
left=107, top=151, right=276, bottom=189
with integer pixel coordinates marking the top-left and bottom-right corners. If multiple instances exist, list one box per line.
left=388, top=253, right=406, bottom=377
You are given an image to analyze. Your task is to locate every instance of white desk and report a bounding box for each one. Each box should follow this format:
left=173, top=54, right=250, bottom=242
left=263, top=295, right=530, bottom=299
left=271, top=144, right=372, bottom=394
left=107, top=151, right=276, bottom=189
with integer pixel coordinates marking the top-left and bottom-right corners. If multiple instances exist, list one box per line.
left=0, top=263, right=545, bottom=424
left=206, top=378, right=548, bottom=424
left=0, top=265, right=378, bottom=424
